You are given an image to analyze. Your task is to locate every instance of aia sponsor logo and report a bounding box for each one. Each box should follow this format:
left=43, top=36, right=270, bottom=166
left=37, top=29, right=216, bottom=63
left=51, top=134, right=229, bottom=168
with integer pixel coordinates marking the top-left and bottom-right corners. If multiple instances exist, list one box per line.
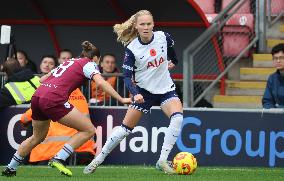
left=147, top=57, right=164, bottom=69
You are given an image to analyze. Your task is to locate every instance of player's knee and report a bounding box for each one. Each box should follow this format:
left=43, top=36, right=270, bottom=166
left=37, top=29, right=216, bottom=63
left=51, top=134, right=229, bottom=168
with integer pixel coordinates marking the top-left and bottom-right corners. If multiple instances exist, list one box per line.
left=30, top=135, right=45, bottom=145
left=85, top=125, right=96, bottom=137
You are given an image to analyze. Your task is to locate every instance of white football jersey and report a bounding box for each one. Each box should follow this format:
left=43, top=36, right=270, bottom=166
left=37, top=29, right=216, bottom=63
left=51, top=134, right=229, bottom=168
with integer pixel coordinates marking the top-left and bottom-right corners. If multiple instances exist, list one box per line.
left=124, top=31, right=175, bottom=94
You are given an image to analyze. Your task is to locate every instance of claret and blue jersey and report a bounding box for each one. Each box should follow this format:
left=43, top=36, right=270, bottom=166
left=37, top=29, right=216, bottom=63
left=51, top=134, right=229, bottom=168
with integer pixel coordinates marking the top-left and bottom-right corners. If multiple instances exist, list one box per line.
left=34, top=57, right=101, bottom=103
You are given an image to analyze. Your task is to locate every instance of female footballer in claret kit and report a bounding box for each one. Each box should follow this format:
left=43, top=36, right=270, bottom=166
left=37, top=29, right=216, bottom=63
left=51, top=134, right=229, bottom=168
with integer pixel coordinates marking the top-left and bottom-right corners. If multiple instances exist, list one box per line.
left=2, top=41, right=131, bottom=177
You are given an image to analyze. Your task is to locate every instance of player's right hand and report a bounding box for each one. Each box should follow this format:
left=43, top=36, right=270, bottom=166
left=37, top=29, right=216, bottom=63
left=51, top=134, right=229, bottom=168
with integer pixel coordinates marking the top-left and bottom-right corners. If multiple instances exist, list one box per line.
left=168, top=60, right=175, bottom=70
left=134, top=94, right=145, bottom=103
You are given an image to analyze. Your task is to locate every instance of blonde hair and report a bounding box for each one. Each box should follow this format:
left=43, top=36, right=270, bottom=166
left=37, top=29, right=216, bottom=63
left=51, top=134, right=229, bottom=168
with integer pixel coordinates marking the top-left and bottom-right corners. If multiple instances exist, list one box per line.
left=113, top=10, right=153, bottom=46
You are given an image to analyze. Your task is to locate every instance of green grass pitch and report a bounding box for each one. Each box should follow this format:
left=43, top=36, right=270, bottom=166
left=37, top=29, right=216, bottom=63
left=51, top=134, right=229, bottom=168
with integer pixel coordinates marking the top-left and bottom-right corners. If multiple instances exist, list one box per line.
left=1, top=166, right=284, bottom=181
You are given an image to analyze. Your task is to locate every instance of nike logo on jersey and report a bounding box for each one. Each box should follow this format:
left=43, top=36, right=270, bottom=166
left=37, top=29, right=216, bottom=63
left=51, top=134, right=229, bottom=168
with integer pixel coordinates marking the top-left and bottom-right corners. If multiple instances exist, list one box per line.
left=140, top=56, right=144, bottom=59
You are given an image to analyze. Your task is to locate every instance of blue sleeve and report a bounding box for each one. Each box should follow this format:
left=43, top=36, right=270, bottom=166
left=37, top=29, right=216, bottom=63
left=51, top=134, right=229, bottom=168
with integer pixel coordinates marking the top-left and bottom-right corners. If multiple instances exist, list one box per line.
left=122, top=48, right=139, bottom=96
left=262, top=76, right=276, bottom=108
left=164, top=32, right=178, bottom=65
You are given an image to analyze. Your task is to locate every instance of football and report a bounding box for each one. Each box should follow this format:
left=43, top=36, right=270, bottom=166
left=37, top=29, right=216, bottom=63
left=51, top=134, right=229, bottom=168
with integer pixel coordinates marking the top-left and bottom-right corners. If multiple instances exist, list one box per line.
left=173, top=152, right=197, bottom=175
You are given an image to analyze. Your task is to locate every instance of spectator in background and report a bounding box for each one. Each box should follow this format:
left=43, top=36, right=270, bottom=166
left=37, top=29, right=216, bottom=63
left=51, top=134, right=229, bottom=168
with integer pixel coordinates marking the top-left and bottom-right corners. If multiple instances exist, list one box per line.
left=90, top=53, right=122, bottom=106
left=100, top=54, right=118, bottom=74
left=262, top=43, right=284, bottom=108
left=0, top=58, right=40, bottom=110
left=58, top=49, right=73, bottom=64
left=16, top=50, right=37, bottom=73
left=0, top=63, right=4, bottom=88
left=39, top=55, right=58, bottom=74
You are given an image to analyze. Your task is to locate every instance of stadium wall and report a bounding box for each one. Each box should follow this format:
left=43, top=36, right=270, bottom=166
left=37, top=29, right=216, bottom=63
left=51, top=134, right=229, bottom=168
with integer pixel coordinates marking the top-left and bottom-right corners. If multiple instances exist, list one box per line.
left=0, top=106, right=283, bottom=167
left=0, top=0, right=209, bottom=74
left=0, top=25, right=205, bottom=74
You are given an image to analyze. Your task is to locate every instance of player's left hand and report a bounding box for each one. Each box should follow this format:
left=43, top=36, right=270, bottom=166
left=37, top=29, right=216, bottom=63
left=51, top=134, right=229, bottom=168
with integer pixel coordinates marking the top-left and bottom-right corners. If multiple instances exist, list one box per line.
left=168, top=61, right=175, bottom=70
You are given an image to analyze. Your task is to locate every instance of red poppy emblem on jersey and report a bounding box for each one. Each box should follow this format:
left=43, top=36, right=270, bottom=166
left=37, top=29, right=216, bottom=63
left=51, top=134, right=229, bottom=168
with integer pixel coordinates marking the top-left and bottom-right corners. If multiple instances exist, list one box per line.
left=150, top=49, right=156, bottom=56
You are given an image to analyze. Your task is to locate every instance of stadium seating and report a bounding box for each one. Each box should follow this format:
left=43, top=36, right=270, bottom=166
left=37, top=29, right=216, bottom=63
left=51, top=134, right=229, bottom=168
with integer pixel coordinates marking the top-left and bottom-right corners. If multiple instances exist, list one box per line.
left=221, top=0, right=251, bottom=13
left=205, top=14, right=218, bottom=23
left=269, top=0, right=284, bottom=15
left=226, top=14, right=254, bottom=31
left=222, top=26, right=251, bottom=57
left=197, top=0, right=255, bottom=57
left=193, top=0, right=215, bottom=13
left=222, top=14, right=254, bottom=57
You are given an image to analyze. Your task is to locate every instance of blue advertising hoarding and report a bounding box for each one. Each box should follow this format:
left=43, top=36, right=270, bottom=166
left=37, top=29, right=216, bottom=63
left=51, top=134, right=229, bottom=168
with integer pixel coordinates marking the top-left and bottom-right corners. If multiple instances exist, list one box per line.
left=0, top=107, right=283, bottom=167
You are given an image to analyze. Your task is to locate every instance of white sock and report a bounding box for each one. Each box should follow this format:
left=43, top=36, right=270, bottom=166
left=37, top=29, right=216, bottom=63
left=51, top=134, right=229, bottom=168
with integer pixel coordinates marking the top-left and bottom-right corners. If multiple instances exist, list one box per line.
left=159, top=113, right=183, bottom=161
left=95, top=125, right=131, bottom=164
left=54, top=143, right=74, bottom=161
left=8, top=152, right=24, bottom=170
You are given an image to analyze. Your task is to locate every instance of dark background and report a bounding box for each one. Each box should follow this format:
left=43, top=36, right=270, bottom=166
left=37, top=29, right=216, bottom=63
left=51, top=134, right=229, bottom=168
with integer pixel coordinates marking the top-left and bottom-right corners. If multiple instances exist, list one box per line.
left=0, top=0, right=208, bottom=73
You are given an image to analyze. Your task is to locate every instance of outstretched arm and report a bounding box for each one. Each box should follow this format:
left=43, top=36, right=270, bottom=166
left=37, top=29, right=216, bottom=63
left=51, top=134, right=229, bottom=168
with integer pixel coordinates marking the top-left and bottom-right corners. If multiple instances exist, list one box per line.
left=92, top=74, right=131, bottom=104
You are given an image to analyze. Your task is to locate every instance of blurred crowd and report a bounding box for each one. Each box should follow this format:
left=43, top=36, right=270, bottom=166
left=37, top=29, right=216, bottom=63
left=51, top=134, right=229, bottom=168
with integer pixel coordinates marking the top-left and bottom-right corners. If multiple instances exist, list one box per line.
left=0, top=48, right=213, bottom=109
left=0, top=49, right=127, bottom=109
